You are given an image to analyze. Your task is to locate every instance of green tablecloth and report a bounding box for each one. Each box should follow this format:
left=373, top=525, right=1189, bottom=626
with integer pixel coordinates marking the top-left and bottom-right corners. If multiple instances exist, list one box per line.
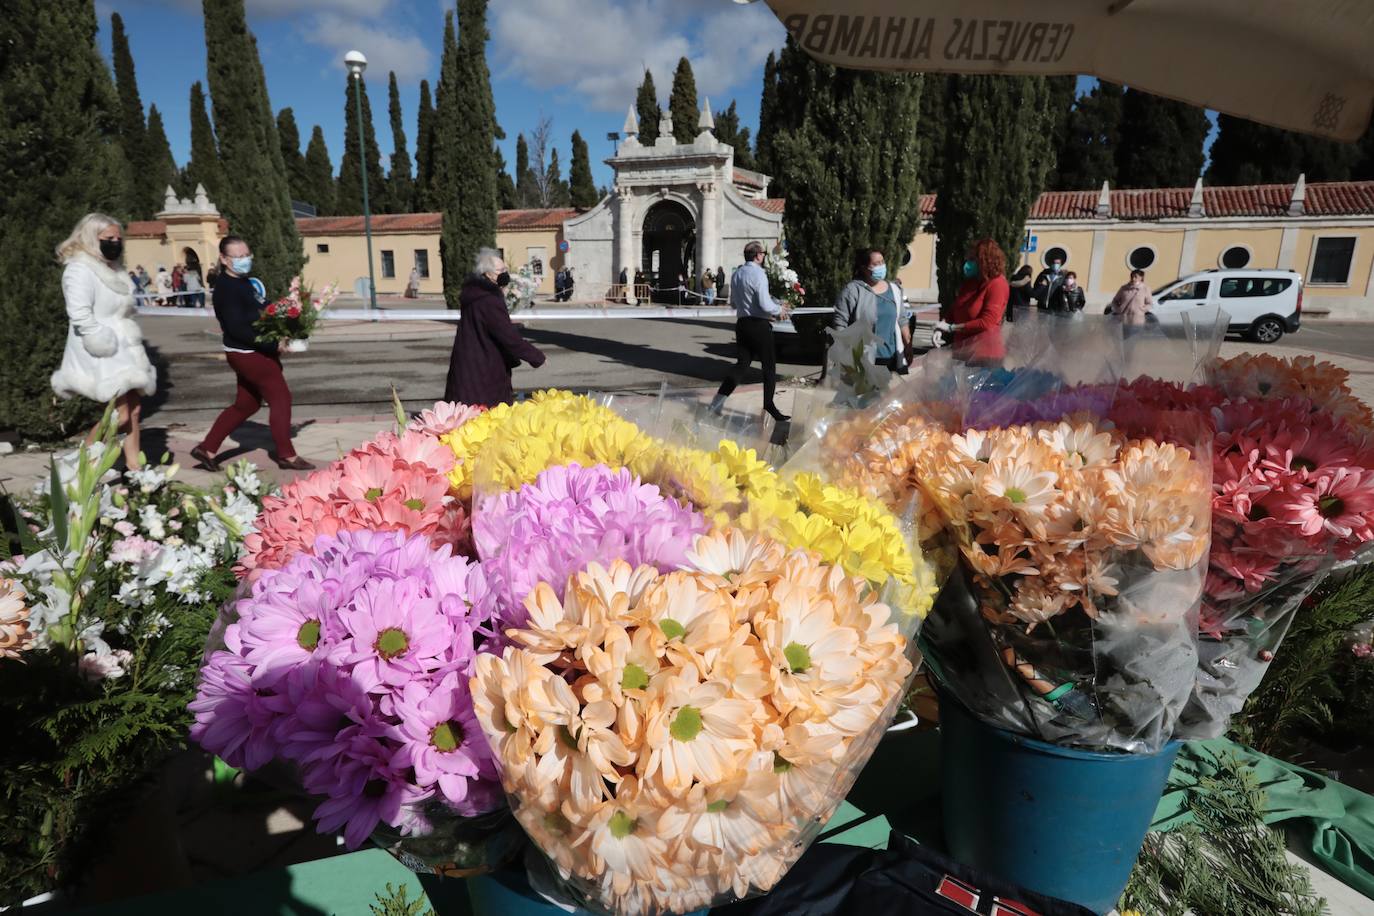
left=69, top=732, right=1374, bottom=914
left=1152, top=738, right=1374, bottom=899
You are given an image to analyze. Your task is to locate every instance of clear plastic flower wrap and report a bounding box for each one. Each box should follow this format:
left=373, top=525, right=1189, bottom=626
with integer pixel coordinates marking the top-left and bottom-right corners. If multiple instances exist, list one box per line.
left=796, top=318, right=1224, bottom=752
left=1108, top=356, right=1374, bottom=739
left=460, top=391, right=930, bottom=914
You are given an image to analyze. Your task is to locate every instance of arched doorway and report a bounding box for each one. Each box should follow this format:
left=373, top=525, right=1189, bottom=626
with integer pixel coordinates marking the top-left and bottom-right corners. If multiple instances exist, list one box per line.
left=182, top=246, right=203, bottom=277
left=641, top=200, right=695, bottom=304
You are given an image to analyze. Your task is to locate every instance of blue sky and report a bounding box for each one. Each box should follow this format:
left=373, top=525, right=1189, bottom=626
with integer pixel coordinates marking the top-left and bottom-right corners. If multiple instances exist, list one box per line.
left=95, top=0, right=789, bottom=195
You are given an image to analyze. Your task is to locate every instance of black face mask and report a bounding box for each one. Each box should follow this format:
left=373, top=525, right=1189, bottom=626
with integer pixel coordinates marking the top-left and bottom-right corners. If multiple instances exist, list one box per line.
left=99, top=238, right=123, bottom=261
left=496, top=271, right=511, bottom=288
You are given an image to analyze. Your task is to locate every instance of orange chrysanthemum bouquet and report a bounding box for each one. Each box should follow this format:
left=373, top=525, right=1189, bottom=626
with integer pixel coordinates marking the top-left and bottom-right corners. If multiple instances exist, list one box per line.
left=795, top=326, right=1217, bottom=752
left=456, top=392, right=929, bottom=915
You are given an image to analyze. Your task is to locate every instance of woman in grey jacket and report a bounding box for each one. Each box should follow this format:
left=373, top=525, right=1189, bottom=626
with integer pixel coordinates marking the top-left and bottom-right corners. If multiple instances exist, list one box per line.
left=832, top=248, right=912, bottom=372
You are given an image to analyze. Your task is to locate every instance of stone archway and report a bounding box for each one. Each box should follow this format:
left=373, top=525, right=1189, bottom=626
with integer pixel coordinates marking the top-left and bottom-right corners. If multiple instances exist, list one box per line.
left=641, top=200, right=695, bottom=304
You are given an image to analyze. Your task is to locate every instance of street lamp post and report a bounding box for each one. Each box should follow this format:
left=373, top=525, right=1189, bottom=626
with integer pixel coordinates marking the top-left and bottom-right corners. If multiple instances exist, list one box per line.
left=344, top=50, right=379, bottom=315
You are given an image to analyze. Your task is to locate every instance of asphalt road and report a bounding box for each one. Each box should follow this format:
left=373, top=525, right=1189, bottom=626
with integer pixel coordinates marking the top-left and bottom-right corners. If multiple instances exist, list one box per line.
left=135, top=313, right=823, bottom=425
left=134, top=311, right=1374, bottom=426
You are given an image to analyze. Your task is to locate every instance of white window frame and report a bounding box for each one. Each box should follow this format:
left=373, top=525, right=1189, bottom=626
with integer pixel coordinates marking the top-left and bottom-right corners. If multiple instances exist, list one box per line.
left=1125, top=244, right=1157, bottom=272
left=1307, top=235, right=1358, bottom=287
left=1041, top=245, right=1071, bottom=268
left=527, top=247, right=547, bottom=277
left=1217, top=244, right=1252, bottom=270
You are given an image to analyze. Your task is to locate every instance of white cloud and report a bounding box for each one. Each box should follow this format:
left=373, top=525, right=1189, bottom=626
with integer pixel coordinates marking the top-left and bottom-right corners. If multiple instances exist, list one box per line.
left=490, top=0, right=785, bottom=111
left=306, top=12, right=434, bottom=83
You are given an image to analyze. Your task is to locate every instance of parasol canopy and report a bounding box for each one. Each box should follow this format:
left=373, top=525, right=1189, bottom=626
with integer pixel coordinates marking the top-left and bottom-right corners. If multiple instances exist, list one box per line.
left=756, top=0, right=1374, bottom=141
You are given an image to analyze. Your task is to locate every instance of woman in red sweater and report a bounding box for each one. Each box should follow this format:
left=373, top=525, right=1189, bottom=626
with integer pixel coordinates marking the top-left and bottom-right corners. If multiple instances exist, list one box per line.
left=937, top=238, right=1009, bottom=366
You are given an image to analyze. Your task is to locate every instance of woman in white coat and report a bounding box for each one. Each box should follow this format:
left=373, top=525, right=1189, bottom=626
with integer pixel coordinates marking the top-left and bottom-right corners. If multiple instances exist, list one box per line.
left=51, top=213, right=157, bottom=469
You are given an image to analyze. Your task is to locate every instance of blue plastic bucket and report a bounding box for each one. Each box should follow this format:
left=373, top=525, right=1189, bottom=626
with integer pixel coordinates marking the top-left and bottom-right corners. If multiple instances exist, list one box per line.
left=939, top=692, right=1180, bottom=914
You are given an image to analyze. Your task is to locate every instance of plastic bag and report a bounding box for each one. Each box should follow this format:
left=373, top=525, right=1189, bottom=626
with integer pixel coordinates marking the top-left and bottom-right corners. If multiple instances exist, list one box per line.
left=1110, top=355, right=1374, bottom=739
left=461, top=391, right=929, bottom=914
left=799, top=317, right=1221, bottom=752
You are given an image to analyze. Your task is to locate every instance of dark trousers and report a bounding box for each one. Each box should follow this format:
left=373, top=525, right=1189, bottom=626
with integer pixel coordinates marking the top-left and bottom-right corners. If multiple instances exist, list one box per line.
left=200, top=351, right=296, bottom=458
left=716, top=317, right=780, bottom=414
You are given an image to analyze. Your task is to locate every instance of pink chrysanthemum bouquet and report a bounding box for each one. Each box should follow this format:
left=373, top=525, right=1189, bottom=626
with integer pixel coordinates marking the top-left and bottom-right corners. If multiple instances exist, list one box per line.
left=1112, top=354, right=1374, bottom=737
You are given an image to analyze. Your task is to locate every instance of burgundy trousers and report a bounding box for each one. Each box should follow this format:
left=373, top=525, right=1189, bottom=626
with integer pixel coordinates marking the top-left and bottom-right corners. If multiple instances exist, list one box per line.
left=199, top=351, right=296, bottom=459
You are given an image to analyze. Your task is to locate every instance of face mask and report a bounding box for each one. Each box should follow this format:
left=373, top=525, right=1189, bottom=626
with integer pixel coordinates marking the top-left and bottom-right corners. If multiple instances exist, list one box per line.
left=870, top=264, right=887, bottom=281
left=496, top=271, right=511, bottom=288
left=231, top=256, right=253, bottom=276
left=1051, top=262, right=1062, bottom=273
left=1065, top=278, right=1076, bottom=288
left=961, top=259, right=978, bottom=279
left=99, top=238, right=123, bottom=261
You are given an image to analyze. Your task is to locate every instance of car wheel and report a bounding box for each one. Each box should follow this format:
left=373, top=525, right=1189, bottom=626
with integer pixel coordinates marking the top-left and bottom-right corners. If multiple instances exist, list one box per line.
left=1250, top=317, right=1285, bottom=344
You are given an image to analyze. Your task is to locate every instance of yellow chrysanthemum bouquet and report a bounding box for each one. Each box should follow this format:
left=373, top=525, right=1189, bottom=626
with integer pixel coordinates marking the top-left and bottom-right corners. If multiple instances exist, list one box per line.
left=444, top=390, right=932, bottom=914
left=795, top=333, right=1217, bottom=754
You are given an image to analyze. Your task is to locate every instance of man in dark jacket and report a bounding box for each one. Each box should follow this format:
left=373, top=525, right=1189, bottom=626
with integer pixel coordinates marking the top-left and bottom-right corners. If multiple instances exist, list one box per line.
left=1032, top=258, right=1065, bottom=309
left=444, top=248, right=546, bottom=407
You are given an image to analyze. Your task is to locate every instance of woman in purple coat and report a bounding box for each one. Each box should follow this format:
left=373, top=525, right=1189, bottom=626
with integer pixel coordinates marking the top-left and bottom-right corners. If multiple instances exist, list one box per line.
left=444, top=248, right=546, bottom=407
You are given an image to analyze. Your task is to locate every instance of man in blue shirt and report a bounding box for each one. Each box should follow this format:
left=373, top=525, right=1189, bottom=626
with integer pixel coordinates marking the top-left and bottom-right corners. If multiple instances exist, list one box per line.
left=709, top=241, right=789, bottom=422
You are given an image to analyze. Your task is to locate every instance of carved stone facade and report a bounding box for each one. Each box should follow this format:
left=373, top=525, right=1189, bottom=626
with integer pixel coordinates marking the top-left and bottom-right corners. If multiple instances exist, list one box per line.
left=562, top=101, right=782, bottom=296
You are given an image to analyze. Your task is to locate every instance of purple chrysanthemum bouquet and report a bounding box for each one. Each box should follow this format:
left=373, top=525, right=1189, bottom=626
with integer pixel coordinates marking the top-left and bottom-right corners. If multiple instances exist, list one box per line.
left=189, top=528, right=504, bottom=849
left=473, top=462, right=710, bottom=632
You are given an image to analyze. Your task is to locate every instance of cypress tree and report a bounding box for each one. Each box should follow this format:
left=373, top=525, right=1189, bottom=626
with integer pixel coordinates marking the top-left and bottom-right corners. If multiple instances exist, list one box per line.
left=932, top=75, right=1056, bottom=307
left=202, top=0, right=304, bottom=297
left=635, top=69, right=661, bottom=145
left=414, top=78, right=436, bottom=209
left=547, top=148, right=570, bottom=206
left=1051, top=81, right=1123, bottom=190
left=1041, top=75, right=1079, bottom=190
left=184, top=80, right=225, bottom=204
left=337, top=73, right=386, bottom=215
left=915, top=73, right=948, bottom=193
left=713, top=101, right=755, bottom=170
left=669, top=57, right=699, bottom=141
left=1115, top=89, right=1210, bottom=188
left=569, top=130, right=598, bottom=208
left=386, top=71, right=415, bottom=213
left=755, top=51, right=780, bottom=176
left=109, top=11, right=150, bottom=216
left=1, top=0, right=132, bottom=438
left=144, top=104, right=179, bottom=206
left=275, top=107, right=311, bottom=204
left=1207, top=114, right=1358, bottom=185
left=770, top=40, right=924, bottom=306
left=495, top=145, right=518, bottom=209
left=515, top=133, right=537, bottom=207
left=302, top=125, right=336, bottom=216
left=434, top=1, right=499, bottom=308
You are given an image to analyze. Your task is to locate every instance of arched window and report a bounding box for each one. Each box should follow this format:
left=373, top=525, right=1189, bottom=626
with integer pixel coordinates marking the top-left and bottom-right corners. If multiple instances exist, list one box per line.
left=1127, top=246, right=1156, bottom=271
left=1042, top=246, right=1069, bottom=268
left=1220, top=245, right=1252, bottom=269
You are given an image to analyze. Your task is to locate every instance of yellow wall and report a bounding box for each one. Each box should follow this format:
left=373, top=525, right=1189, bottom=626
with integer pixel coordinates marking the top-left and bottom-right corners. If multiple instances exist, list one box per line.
left=1018, top=230, right=1097, bottom=287
left=1189, top=228, right=1284, bottom=274
left=1098, top=228, right=1185, bottom=292
left=896, top=231, right=936, bottom=293
left=493, top=227, right=567, bottom=295
left=297, top=227, right=567, bottom=296
left=1294, top=228, right=1374, bottom=298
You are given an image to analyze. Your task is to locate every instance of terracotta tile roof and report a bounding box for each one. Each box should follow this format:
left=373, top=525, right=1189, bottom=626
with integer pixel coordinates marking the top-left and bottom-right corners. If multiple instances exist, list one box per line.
left=126, top=218, right=229, bottom=238
left=1024, top=180, right=1374, bottom=221
left=751, top=198, right=786, bottom=214
left=496, top=208, right=580, bottom=230
left=920, top=194, right=935, bottom=217
left=296, top=212, right=442, bottom=234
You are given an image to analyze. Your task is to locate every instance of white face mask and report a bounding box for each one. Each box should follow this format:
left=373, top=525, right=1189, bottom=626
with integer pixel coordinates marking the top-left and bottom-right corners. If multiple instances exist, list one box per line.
left=1065, top=278, right=1076, bottom=288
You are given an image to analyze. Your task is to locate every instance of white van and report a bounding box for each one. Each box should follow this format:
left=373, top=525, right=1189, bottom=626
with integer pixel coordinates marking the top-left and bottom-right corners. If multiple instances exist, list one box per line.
left=1150, top=269, right=1303, bottom=343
